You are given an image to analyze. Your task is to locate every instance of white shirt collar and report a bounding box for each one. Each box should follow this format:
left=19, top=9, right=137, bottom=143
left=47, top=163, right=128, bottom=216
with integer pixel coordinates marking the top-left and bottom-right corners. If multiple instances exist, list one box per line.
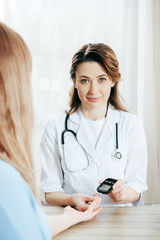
left=69, top=104, right=121, bottom=125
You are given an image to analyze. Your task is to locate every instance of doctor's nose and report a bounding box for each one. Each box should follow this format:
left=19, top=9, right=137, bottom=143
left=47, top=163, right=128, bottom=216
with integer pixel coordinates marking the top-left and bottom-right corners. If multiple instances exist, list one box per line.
left=89, top=82, right=98, bottom=94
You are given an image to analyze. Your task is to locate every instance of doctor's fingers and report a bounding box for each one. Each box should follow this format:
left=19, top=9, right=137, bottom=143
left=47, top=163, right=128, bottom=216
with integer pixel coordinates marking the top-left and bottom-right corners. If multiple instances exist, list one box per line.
left=88, top=196, right=101, bottom=212
left=84, top=195, right=95, bottom=202
left=72, top=193, right=94, bottom=205
left=76, top=202, right=93, bottom=212
left=73, top=197, right=93, bottom=211
left=112, top=179, right=125, bottom=194
left=109, top=189, right=127, bottom=203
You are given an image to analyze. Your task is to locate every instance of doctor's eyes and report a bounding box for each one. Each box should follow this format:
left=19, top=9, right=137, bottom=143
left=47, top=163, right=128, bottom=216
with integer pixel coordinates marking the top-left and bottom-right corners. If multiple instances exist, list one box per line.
left=80, top=79, right=89, bottom=84
left=79, top=78, right=107, bottom=84
left=99, top=78, right=107, bottom=82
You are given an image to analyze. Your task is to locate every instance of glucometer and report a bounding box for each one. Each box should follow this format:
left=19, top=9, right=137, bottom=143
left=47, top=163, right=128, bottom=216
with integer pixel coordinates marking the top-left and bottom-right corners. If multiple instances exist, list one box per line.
left=97, top=178, right=117, bottom=194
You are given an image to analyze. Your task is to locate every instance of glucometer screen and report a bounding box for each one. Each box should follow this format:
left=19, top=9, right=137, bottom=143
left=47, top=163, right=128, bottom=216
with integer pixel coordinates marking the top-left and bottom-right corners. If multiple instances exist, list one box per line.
left=97, top=178, right=117, bottom=194
left=98, top=184, right=111, bottom=191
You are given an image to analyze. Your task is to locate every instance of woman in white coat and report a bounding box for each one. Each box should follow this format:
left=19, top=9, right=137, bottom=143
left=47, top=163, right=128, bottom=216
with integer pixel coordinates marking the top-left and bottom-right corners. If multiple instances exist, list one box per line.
left=40, top=43, right=148, bottom=209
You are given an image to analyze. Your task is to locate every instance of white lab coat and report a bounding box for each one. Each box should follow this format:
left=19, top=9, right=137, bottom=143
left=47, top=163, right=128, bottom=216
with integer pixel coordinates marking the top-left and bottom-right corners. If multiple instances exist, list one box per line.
left=40, top=105, right=148, bottom=206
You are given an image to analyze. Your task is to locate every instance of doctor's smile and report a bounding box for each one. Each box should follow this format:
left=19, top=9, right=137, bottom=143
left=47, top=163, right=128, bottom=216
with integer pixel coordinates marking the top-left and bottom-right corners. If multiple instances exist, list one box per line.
left=87, top=97, right=101, bottom=102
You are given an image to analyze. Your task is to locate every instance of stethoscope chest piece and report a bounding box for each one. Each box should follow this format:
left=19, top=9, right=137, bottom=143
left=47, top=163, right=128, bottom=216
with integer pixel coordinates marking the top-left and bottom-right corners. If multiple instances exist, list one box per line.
left=111, top=150, right=122, bottom=162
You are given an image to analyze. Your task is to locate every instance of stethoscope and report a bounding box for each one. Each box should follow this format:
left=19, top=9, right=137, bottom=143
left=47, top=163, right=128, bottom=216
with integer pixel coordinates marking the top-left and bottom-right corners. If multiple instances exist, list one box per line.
left=61, top=114, right=122, bottom=172
left=111, top=123, right=122, bottom=161
left=61, top=114, right=89, bottom=173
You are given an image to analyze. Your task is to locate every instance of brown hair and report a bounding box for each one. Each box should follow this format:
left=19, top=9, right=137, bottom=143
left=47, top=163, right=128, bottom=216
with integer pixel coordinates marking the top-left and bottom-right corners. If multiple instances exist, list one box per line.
left=0, top=22, right=37, bottom=197
left=68, top=43, right=127, bottom=113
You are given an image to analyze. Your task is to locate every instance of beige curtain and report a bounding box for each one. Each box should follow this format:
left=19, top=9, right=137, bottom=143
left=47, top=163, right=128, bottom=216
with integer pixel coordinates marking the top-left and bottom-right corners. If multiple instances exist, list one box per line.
left=118, top=0, right=160, bottom=204
left=141, top=0, right=160, bottom=204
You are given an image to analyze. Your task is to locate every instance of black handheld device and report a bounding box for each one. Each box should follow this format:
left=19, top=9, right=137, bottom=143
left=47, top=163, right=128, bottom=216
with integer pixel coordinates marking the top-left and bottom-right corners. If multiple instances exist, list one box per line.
left=97, top=178, right=117, bottom=194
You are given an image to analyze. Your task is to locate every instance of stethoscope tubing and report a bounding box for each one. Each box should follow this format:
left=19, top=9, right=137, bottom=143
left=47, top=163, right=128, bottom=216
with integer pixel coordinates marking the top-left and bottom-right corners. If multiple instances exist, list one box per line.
left=116, top=123, right=118, bottom=149
left=62, top=114, right=89, bottom=172
left=61, top=114, right=76, bottom=144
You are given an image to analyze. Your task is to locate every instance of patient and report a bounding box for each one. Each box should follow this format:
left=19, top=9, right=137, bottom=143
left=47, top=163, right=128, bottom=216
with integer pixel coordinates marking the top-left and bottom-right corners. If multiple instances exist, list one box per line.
left=0, top=22, right=101, bottom=239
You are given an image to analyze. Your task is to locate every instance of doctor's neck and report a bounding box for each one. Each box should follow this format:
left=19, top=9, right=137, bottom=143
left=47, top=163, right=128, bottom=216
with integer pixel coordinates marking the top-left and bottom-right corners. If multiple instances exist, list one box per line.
left=81, top=105, right=108, bottom=121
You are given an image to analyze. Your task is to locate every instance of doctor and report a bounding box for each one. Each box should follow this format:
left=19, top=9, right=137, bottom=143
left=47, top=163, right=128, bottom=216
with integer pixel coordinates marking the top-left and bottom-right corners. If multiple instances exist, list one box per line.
left=40, top=43, right=148, bottom=209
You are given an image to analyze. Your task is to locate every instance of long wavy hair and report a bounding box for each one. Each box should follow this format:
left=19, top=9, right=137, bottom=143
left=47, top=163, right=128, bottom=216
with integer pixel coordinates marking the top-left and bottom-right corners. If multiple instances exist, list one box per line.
left=68, top=43, right=128, bottom=113
left=0, top=22, right=37, bottom=197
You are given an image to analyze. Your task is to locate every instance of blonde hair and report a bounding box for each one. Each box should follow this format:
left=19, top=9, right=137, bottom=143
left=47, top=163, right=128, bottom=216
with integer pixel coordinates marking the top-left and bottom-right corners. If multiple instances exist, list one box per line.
left=68, top=43, right=128, bottom=114
left=0, top=22, right=37, bottom=197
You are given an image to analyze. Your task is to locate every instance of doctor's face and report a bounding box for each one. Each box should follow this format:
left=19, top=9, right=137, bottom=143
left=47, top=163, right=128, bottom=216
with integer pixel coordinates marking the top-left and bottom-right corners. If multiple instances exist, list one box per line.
left=73, top=61, right=115, bottom=111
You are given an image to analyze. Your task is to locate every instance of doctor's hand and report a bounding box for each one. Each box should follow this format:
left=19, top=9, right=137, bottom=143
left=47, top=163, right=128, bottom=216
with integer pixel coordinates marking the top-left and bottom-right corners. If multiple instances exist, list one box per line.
left=72, top=193, right=98, bottom=211
left=108, top=179, right=140, bottom=204
left=108, top=179, right=128, bottom=203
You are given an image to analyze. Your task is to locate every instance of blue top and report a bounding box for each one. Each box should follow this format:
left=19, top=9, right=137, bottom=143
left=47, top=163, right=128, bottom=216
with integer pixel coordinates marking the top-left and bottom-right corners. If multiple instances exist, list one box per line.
left=0, top=160, right=51, bottom=240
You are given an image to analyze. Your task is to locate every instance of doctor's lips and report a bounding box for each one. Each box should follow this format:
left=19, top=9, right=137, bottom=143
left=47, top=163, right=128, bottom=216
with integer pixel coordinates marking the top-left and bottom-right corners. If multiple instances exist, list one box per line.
left=87, top=97, right=101, bottom=102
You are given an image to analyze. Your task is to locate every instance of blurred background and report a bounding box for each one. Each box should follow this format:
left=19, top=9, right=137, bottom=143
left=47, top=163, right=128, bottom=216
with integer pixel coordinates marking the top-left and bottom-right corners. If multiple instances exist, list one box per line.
left=0, top=0, right=159, bottom=204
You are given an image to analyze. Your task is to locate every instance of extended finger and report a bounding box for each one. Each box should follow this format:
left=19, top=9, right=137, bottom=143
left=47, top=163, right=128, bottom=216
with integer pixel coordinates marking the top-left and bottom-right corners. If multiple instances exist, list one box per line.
left=112, top=179, right=124, bottom=193
left=87, top=196, right=101, bottom=212
left=112, top=179, right=124, bottom=189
